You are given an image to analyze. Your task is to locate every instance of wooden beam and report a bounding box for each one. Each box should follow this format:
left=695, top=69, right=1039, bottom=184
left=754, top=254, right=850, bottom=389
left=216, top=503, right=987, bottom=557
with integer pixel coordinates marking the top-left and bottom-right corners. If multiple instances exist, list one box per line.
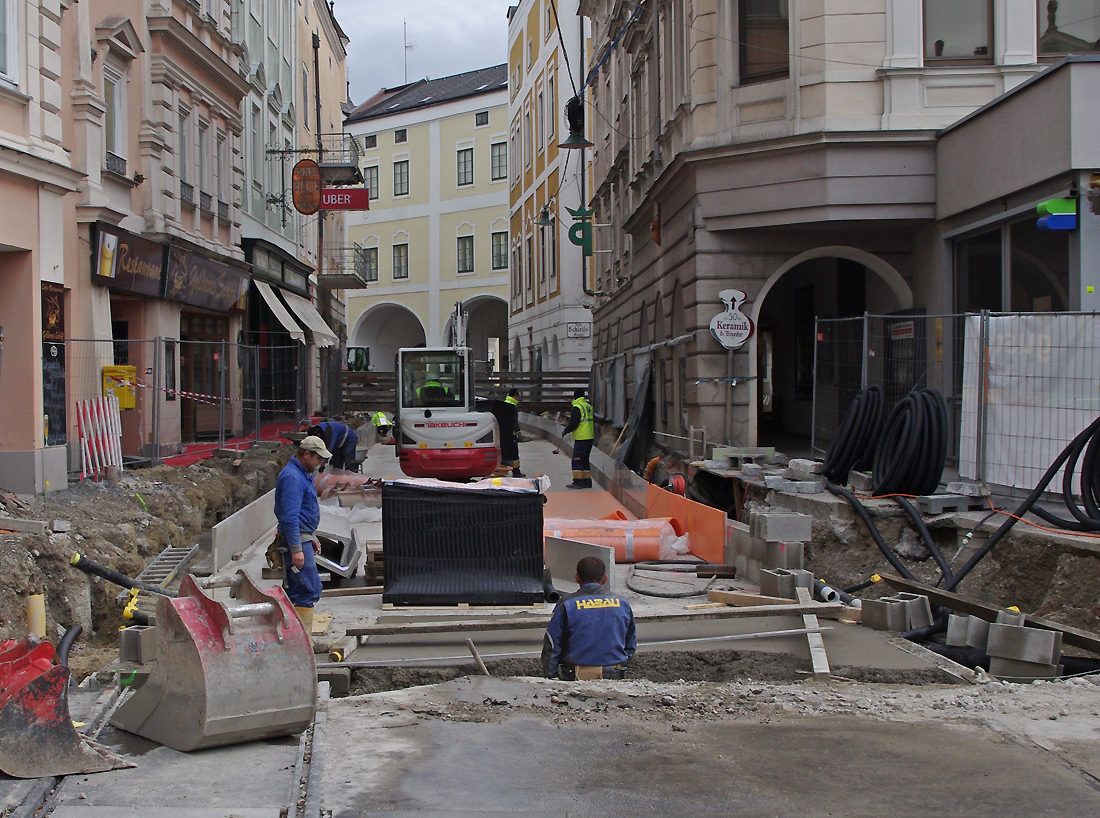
left=796, top=586, right=830, bottom=679
left=320, top=585, right=384, bottom=598
left=707, top=589, right=800, bottom=607
left=880, top=574, right=1100, bottom=654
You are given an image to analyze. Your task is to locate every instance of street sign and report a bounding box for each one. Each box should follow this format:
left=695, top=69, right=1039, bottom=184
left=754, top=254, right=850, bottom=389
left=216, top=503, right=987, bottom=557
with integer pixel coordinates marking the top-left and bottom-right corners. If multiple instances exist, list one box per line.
left=566, top=322, right=591, bottom=338
left=291, top=159, right=322, bottom=215
left=320, top=188, right=371, bottom=210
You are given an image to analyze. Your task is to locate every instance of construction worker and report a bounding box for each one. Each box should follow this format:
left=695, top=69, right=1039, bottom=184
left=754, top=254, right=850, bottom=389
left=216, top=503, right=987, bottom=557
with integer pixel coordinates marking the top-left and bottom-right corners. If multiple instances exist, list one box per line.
left=563, top=387, right=594, bottom=489
left=273, top=435, right=331, bottom=638
left=542, top=556, right=636, bottom=680
left=308, top=420, right=360, bottom=471
left=505, top=388, right=524, bottom=477
left=370, top=410, right=392, bottom=441
left=416, top=365, right=450, bottom=405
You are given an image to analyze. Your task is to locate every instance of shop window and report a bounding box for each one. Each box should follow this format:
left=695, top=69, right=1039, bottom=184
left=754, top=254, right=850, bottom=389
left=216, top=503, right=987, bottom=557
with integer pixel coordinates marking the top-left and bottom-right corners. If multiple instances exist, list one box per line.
left=739, top=0, right=790, bottom=83
left=955, top=228, right=1002, bottom=312
left=924, top=0, right=992, bottom=63
left=1008, top=219, right=1069, bottom=311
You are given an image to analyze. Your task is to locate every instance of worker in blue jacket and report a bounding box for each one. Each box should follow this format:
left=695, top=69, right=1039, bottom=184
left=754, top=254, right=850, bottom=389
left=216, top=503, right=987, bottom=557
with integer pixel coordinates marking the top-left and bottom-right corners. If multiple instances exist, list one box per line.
left=542, top=556, right=636, bottom=680
left=308, top=420, right=360, bottom=471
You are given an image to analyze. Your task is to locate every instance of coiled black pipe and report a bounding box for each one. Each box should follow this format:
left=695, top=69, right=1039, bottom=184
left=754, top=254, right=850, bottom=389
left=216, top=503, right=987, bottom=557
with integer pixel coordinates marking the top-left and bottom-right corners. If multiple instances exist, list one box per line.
left=820, top=385, right=885, bottom=482
left=56, top=624, right=82, bottom=667
left=872, top=387, right=948, bottom=497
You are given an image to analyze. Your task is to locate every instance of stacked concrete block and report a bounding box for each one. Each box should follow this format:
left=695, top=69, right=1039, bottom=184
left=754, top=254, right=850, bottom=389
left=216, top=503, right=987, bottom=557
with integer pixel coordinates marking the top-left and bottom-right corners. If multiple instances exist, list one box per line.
left=986, top=623, right=1063, bottom=683
left=995, top=610, right=1027, bottom=626
left=119, top=625, right=157, bottom=665
left=759, top=568, right=814, bottom=600
left=725, top=511, right=811, bottom=588
left=862, top=597, right=910, bottom=632
left=750, top=511, right=813, bottom=543
left=767, top=541, right=804, bottom=570
left=946, top=614, right=969, bottom=646
left=892, top=593, right=934, bottom=630
left=965, top=616, right=990, bottom=650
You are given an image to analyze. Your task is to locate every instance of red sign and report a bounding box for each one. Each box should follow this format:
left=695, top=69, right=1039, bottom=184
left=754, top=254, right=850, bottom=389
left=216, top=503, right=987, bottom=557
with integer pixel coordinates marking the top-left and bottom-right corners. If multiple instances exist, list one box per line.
left=320, top=188, right=371, bottom=211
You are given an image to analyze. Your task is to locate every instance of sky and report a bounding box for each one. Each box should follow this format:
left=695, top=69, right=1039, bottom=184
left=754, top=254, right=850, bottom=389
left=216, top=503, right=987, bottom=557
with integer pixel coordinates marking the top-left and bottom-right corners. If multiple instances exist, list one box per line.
left=335, top=0, right=517, bottom=106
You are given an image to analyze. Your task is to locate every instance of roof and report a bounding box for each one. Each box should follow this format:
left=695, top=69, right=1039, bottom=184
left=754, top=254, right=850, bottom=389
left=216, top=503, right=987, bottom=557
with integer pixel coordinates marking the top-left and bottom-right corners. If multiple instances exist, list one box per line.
left=344, top=64, right=507, bottom=125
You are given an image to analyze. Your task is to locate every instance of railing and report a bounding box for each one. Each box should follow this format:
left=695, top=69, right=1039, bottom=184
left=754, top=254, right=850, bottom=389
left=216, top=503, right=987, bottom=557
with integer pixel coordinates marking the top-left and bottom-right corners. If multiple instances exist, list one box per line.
left=218, top=200, right=229, bottom=220
left=317, top=133, right=361, bottom=167
left=180, top=181, right=194, bottom=204
left=316, top=244, right=371, bottom=289
left=105, top=151, right=127, bottom=177
left=200, top=191, right=213, bottom=212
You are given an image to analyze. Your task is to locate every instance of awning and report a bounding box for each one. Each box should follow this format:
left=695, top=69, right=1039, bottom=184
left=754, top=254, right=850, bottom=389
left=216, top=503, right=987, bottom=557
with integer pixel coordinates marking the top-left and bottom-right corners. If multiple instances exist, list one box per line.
left=281, top=289, right=339, bottom=349
left=255, top=281, right=306, bottom=343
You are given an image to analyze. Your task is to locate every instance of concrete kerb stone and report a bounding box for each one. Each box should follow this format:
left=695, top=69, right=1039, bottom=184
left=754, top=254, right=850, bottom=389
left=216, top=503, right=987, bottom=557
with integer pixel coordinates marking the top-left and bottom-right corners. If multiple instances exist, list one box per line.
left=892, top=592, right=934, bottom=630
left=995, top=610, right=1027, bottom=626
left=118, top=625, right=157, bottom=665
left=965, top=616, right=990, bottom=650
left=988, top=656, right=1064, bottom=681
left=946, top=614, right=969, bottom=646
left=986, top=623, right=1063, bottom=665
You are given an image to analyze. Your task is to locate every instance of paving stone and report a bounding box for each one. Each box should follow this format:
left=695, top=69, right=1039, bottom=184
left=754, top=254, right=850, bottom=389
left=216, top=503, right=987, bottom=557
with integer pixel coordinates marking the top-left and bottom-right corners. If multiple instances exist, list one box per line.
left=989, top=656, right=1063, bottom=681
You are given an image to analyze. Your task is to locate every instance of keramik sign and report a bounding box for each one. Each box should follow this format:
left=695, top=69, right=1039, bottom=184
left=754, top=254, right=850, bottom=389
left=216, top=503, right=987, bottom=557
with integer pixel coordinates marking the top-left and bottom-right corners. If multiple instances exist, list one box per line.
left=710, top=289, right=754, bottom=350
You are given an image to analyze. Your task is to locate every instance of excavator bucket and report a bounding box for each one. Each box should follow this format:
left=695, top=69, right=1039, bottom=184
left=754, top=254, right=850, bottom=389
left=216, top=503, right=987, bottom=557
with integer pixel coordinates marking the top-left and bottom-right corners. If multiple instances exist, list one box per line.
left=110, top=571, right=316, bottom=752
left=0, top=638, right=132, bottom=778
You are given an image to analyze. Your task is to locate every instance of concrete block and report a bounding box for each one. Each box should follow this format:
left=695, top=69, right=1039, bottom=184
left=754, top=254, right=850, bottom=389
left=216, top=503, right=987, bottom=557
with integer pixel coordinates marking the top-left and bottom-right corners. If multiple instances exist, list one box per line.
left=946, top=481, right=987, bottom=497
left=988, top=657, right=1063, bottom=681
left=766, top=541, right=804, bottom=570
left=763, top=475, right=791, bottom=491
left=862, top=597, right=909, bottom=632
left=849, top=471, right=873, bottom=492
left=118, top=625, right=157, bottom=665
left=787, top=459, right=821, bottom=480
left=741, top=463, right=764, bottom=479
left=544, top=537, right=615, bottom=595
left=789, top=481, right=825, bottom=494
left=50, top=520, right=71, bottom=533
left=995, top=610, right=1027, bottom=626
left=0, top=516, right=48, bottom=535
left=965, top=616, right=990, bottom=650
left=754, top=512, right=812, bottom=543
left=986, top=624, right=1063, bottom=665
left=743, top=559, right=761, bottom=586
left=758, top=568, right=813, bottom=600
left=726, top=519, right=753, bottom=555
left=946, top=614, right=969, bottom=646
left=893, top=592, right=934, bottom=630
left=317, top=666, right=350, bottom=696
left=748, top=537, right=768, bottom=564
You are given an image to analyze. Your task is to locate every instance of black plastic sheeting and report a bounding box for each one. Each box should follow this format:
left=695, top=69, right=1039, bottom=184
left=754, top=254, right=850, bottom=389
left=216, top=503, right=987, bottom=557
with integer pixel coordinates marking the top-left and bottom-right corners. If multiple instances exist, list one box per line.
left=381, top=482, right=545, bottom=606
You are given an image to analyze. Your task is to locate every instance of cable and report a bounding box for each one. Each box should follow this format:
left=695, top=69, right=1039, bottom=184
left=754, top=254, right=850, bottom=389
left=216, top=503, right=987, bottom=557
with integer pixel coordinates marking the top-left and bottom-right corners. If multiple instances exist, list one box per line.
left=871, top=387, right=948, bottom=497
left=819, top=385, right=885, bottom=483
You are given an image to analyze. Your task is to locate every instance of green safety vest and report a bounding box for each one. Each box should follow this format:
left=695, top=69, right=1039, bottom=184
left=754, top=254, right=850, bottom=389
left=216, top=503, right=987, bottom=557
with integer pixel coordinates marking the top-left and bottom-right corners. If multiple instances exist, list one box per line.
left=571, top=397, right=594, bottom=440
left=371, top=412, right=390, bottom=427
left=505, top=395, right=519, bottom=407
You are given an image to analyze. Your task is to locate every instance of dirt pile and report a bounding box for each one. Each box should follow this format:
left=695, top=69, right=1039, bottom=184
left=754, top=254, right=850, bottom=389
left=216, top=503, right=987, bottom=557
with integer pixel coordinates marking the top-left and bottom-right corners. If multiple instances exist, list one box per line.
left=0, top=445, right=291, bottom=675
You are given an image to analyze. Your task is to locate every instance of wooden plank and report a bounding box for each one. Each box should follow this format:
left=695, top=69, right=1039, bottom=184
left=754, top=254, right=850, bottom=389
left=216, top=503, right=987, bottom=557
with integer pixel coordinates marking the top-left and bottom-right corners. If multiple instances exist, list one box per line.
left=346, top=602, right=845, bottom=637
left=880, top=574, right=1100, bottom=654
left=796, top=586, right=830, bottom=679
left=320, top=585, right=384, bottom=598
left=707, top=589, right=799, bottom=607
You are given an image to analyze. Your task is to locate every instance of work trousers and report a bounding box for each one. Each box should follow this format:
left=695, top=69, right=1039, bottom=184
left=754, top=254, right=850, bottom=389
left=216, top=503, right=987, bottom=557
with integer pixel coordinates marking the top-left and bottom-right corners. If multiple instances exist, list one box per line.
left=571, top=439, right=593, bottom=487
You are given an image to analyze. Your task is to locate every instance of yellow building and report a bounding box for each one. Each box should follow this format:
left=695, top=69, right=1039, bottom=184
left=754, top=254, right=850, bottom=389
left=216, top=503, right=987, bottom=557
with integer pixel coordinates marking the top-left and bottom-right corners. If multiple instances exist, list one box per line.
left=343, top=66, right=509, bottom=371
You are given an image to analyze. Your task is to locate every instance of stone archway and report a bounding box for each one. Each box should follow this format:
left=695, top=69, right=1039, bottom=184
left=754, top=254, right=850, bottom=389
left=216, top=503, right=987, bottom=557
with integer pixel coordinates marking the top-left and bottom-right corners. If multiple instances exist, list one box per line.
left=443, top=294, right=508, bottom=370
left=746, top=248, right=911, bottom=450
left=349, top=304, right=426, bottom=372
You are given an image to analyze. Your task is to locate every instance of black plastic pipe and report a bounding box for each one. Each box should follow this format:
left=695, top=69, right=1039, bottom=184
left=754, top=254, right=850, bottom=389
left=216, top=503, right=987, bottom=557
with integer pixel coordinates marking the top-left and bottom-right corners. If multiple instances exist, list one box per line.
left=69, top=552, right=173, bottom=596
left=826, top=482, right=917, bottom=581
left=56, top=624, right=82, bottom=667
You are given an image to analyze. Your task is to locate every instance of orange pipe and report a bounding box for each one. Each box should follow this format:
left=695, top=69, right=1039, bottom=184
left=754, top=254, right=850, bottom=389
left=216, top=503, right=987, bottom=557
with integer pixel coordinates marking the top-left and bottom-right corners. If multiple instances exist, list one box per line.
left=542, top=526, right=664, bottom=563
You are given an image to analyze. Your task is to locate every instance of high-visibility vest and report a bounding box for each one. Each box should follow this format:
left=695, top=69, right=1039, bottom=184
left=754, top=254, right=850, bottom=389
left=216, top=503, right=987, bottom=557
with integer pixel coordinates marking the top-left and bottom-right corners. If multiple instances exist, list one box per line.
left=572, top=397, right=594, bottom=440
left=505, top=395, right=519, bottom=407
left=371, top=412, right=390, bottom=427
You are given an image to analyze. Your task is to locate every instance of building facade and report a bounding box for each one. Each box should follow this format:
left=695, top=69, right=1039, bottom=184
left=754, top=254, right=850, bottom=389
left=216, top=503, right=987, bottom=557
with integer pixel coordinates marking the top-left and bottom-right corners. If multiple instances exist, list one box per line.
left=576, top=0, right=1097, bottom=453
left=343, top=66, right=510, bottom=372
left=506, top=0, right=594, bottom=372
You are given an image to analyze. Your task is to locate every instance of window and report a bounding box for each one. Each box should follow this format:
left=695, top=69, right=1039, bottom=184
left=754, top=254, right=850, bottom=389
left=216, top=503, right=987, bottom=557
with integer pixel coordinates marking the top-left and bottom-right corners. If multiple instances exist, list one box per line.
left=546, top=77, right=555, bottom=138
left=924, top=0, right=992, bottom=62
left=362, top=134, right=377, bottom=148
left=393, top=159, right=409, bottom=196
left=739, top=0, right=790, bottom=83
left=456, top=147, right=474, bottom=186
left=524, top=110, right=531, bottom=167
left=216, top=136, right=226, bottom=200
left=549, top=222, right=557, bottom=284
left=526, top=236, right=533, bottom=293
left=491, top=142, right=507, bottom=180
left=492, top=231, right=507, bottom=269
left=251, top=105, right=262, bottom=179
left=0, top=0, right=15, bottom=84
left=394, top=128, right=407, bottom=143
left=475, top=111, right=489, bottom=127
left=179, top=109, right=191, bottom=183
left=103, top=64, right=125, bottom=162
left=392, top=243, right=409, bottom=279
left=268, top=123, right=277, bottom=191
left=357, top=246, right=378, bottom=282
left=955, top=229, right=1001, bottom=312
left=302, top=66, right=310, bottom=129
left=1038, top=0, right=1100, bottom=57
left=539, top=227, right=547, bottom=283
left=199, top=122, right=210, bottom=194
left=457, top=236, right=474, bottom=273
left=364, top=165, right=379, bottom=199
left=537, top=92, right=544, bottom=150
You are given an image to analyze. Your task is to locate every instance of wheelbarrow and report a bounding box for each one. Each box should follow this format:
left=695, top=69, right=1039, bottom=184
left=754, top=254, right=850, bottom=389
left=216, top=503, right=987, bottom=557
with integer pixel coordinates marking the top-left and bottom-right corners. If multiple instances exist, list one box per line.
left=0, top=637, right=132, bottom=778
left=110, top=570, right=316, bottom=752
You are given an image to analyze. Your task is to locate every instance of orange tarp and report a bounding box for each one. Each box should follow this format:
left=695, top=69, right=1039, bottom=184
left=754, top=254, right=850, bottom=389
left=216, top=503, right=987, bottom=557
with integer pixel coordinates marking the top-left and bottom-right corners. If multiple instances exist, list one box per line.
left=646, top=483, right=726, bottom=564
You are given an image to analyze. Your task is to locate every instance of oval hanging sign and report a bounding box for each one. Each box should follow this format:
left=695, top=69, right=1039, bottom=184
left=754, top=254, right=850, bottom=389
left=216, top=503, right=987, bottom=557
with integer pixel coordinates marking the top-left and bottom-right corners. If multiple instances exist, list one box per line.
left=710, top=288, right=755, bottom=350
left=291, top=159, right=323, bottom=215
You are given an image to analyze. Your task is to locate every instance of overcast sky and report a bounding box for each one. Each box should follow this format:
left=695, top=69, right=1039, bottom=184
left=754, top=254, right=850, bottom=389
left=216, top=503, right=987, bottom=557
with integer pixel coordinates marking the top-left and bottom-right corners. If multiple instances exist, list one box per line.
left=336, top=0, right=517, bottom=106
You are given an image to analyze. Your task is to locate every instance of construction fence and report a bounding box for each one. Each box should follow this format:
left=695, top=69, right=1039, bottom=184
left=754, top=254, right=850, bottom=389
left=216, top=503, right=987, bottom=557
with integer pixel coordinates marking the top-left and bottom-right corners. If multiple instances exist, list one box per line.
left=64, top=338, right=307, bottom=467
left=813, top=312, right=1100, bottom=493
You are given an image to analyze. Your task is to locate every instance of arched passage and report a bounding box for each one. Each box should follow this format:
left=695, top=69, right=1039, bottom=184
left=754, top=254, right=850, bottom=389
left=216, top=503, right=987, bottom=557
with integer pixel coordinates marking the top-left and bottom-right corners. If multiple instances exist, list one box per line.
left=748, top=248, right=911, bottom=450
left=442, top=294, right=508, bottom=370
left=349, top=304, right=425, bottom=372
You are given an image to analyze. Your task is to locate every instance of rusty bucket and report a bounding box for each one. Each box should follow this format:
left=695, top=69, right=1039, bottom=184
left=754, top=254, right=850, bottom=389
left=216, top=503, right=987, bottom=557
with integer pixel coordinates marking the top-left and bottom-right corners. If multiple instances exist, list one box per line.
left=110, top=571, right=316, bottom=752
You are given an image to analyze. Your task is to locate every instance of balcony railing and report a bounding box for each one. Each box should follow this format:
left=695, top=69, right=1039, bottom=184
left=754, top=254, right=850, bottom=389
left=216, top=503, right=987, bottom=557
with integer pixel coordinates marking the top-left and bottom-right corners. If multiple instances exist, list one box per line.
left=105, top=151, right=127, bottom=177
left=200, top=191, right=213, bottom=212
left=315, top=244, right=371, bottom=289
left=316, top=133, right=363, bottom=185
left=180, top=181, right=195, bottom=204
left=218, top=200, right=229, bottom=220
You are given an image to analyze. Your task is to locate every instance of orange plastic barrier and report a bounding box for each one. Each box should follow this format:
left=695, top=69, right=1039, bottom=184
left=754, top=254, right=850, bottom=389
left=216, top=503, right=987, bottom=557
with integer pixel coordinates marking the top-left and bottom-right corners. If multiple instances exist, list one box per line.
left=646, top=484, right=725, bottom=563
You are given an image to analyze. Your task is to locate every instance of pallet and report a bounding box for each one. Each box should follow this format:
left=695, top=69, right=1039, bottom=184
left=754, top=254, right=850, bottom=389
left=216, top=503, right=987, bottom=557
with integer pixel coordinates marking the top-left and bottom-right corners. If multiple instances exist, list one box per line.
left=916, top=494, right=988, bottom=514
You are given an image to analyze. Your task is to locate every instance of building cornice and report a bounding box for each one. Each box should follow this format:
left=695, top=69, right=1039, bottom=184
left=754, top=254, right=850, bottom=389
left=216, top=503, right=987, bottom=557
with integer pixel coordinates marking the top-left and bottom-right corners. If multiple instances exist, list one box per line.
left=148, top=15, right=250, bottom=102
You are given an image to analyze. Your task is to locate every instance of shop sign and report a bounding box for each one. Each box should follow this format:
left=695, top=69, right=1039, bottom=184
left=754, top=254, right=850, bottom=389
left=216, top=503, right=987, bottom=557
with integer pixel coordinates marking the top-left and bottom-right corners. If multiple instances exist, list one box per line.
left=92, top=223, right=166, bottom=298
left=165, top=248, right=250, bottom=312
left=710, top=288, right=754, bottom=350
left=320, top=188, right=371, bottom=210
left=41, top=281, right=65, bottom=343
left=292, top=159, right=323, bottom=215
